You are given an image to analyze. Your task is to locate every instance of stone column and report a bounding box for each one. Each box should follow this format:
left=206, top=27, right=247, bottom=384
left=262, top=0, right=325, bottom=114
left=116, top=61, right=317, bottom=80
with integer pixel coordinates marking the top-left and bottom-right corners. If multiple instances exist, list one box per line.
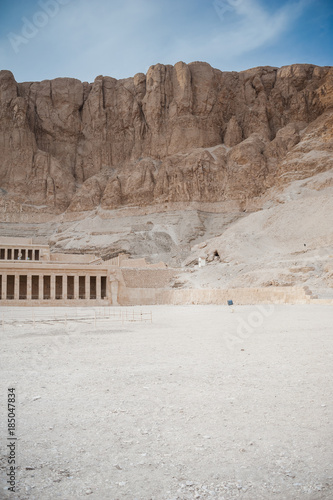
left=85, top=275, right=90, bottom=301
left=74, top=275, right=79, bottom=300
left=27, top=274, right=32, bottom=300
left=106, top=274, right=112, bottom=304
left=96, top=275, right=101, bottom=300
left=39, top=275, right=43, bottom=300
left=110, top=276, right=119, bottom=306
left=50, top=274, right=56, bottom=300
left=1, top=274, right=7, bottom=300
left=62, top=274, right=67, bottom=300
left=14, top=274, right=19, bottom=300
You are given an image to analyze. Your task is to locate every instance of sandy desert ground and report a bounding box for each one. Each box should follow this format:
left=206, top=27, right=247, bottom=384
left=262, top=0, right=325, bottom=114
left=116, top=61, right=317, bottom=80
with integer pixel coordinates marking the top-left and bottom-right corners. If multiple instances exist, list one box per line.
left=0, top=304, right=333, bottom=500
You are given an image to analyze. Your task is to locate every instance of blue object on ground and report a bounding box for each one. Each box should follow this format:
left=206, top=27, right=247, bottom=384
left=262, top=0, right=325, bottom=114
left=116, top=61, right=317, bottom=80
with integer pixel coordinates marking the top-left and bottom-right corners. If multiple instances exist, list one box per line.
left=227, top=300, right=233, bottom=306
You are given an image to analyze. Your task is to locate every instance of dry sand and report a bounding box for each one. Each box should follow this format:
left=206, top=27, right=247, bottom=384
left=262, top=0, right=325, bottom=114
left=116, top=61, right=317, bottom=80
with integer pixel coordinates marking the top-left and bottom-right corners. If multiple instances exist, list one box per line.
left=1, top=305, right=333, bottom=499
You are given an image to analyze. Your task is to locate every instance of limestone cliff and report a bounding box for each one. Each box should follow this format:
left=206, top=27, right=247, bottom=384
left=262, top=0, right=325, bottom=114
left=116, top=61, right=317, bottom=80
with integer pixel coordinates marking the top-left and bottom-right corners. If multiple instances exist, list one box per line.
left=0, top=62, right=332, bottom=212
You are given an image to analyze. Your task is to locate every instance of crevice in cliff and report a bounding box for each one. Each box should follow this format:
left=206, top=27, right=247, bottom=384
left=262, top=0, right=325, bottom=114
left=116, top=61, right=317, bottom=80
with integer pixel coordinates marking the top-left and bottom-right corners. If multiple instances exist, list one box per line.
left=101, top=78, right=106, bottom=110
left=78, top=102, right=84, bottom=120
left=50, top=81, right=53, bottom=106
left=138, top=102, right=149, bottom=138
left=271, top=69, right=278, bottom=90
left=32, top=103, right=47, bottom=152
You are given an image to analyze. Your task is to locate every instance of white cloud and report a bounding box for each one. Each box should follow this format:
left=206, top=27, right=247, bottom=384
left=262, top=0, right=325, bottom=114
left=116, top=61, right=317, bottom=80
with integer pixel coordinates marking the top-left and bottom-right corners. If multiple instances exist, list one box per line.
left=0, top=0, right=315, bottom=82
left=167, top=0, right=313, bottom=64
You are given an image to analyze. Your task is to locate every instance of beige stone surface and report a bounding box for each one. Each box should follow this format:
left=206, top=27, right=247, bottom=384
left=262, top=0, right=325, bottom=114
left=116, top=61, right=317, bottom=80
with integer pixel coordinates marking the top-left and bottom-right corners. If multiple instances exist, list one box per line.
left=181, top=169, right=333, bottom=298
left=119, top=286, right=321, bottom=307
left=1, top=167, right=332, bottom=298
left=0, top=63, right=332, bottom=212
left=121, top=269, right=177, bottom=290
left=0, top=63, right=332, bottom=299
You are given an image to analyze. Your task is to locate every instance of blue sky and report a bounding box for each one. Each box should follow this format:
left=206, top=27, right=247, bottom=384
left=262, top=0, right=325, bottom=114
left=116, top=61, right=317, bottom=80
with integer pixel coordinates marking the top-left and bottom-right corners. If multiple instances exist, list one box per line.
left=0, top=0, right=332, bottom=83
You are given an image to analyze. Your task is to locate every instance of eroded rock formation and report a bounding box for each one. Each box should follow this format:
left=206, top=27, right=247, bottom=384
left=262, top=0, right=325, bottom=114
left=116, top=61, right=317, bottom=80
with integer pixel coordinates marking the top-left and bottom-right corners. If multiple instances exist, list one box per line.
left=0, top=62, right=332, bottom=212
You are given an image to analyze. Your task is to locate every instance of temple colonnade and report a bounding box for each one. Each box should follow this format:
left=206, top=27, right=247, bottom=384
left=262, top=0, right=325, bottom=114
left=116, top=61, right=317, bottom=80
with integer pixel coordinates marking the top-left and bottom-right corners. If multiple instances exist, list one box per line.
left=0, top=272, right=108, bottom=302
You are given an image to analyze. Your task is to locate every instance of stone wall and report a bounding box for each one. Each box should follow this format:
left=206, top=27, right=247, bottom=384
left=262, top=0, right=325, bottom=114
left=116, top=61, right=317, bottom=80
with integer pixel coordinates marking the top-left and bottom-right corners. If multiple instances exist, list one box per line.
left=119, top=286, right=320, bottom=306
left=120, top=258, right=167, bottom=269
left=50, top=253, right=99, bottom=263
left=121, top=269, right=177, bottom=288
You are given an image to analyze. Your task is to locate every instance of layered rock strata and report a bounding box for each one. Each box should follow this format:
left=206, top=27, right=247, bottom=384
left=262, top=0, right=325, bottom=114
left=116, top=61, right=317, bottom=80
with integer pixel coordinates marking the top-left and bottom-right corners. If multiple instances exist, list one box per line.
left=0, top=62, right=332, bottom=213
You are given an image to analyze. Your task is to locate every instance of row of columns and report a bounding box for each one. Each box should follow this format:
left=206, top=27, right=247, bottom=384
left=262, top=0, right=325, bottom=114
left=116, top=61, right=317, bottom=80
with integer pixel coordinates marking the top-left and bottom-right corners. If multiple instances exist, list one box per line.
left=0, top=248, right=40, bottom=261
left=0, top=274, right=107, bottom=301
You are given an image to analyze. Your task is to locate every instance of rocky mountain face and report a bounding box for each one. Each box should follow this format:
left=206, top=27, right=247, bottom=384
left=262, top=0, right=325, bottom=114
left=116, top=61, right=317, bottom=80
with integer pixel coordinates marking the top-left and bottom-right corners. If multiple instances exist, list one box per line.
left=0, top=62, right=332, bottom=213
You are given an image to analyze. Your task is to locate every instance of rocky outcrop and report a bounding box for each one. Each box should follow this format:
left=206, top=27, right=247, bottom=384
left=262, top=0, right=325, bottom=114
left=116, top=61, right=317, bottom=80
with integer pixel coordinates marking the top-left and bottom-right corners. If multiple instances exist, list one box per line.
left=0, top=63, right=332, bottom=212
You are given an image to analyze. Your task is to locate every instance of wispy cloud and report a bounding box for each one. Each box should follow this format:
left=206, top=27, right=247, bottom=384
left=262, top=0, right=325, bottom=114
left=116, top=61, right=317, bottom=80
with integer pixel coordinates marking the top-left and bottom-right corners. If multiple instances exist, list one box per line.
left=0, top=0, right=326, bottom=83
left=170, top=0, right=313, bottom=63
left=226, top=0, right=312, bottom=54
